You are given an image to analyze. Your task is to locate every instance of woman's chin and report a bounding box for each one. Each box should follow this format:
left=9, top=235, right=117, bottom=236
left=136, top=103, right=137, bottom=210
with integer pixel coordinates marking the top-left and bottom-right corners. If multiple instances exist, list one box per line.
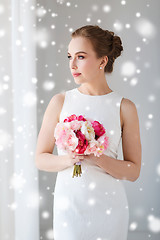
left=74, top=79, right=84, bottom=84
left=74, top=77, right=86, bottom=84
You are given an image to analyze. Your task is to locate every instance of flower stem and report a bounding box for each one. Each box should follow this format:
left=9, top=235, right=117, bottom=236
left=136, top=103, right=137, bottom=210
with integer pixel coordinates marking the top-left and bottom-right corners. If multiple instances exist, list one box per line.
left=72, top=163, right=82, bottom=178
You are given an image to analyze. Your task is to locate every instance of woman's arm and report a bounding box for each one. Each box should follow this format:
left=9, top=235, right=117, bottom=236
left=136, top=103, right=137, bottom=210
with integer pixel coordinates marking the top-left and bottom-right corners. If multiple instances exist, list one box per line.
left=34, top=93, right=84, bottom=172
left=35, top=153, right=71, bottom=172
left=34, top=93, right=69, bottom=171
left=84, top=98, right=142, bottom=182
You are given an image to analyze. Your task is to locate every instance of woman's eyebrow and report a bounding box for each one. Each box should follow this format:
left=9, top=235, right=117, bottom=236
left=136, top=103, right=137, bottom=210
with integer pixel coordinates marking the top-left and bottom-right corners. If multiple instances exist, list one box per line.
left=67, top=51, right=88, bottom=55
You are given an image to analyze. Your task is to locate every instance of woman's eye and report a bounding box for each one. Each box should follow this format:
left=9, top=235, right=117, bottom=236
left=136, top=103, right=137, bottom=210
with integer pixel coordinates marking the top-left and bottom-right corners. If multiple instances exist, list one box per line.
left=67, top=55, right=84, bottom=60
left=78, top=56, right=84, bottom=59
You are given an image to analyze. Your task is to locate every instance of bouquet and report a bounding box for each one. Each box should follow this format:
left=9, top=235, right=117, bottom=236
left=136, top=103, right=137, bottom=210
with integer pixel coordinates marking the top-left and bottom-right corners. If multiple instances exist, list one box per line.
left=54, top=114, right=109, bottom=178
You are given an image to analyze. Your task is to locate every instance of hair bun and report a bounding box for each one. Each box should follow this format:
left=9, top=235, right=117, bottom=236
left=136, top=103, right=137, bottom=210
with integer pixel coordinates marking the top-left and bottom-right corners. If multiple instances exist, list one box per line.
left=111, top=35, right=123, bottom=59
left=104, top=30, right=123, bottom=59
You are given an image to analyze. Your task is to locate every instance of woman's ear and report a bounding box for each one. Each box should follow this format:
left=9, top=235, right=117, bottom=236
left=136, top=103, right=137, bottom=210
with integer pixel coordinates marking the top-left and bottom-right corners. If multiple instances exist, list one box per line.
left=104, top=56, right=108, bottom=66
left=100, top=56, right=108, bottom=68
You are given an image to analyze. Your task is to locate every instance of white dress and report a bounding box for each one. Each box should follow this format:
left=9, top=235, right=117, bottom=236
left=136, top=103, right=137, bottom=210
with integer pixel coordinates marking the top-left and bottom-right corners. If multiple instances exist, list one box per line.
left=53, top=88, right=129, bottom=240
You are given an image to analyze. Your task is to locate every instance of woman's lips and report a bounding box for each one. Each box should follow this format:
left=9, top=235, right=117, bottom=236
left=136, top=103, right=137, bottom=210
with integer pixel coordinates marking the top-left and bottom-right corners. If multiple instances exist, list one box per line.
left=72, top=73, right=81, bottom=77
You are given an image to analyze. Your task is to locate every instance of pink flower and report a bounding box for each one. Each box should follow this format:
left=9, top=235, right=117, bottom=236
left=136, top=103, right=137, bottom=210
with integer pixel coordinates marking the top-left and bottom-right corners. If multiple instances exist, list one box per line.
left=98, top=134, right=109, bottom=151
left=55, top=128, right=78, bottom=151
left=70, top=120, right=82, bottom=131
left=65, top=131, right=79, bottom=151
left=54, top=122, right=69, bottom=140
left=91, top=121, right=106, bottom=139
left=84, top=140, right=97, bottom=155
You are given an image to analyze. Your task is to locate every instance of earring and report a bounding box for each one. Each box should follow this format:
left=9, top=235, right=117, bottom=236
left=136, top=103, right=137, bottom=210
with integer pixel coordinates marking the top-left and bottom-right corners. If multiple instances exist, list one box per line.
left=100, top=66, right=103, bottom=69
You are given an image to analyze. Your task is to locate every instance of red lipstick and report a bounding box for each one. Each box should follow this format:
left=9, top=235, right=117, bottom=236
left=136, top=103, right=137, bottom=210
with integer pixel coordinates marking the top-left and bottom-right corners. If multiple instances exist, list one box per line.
left=72, top=73, right=81, bottom=77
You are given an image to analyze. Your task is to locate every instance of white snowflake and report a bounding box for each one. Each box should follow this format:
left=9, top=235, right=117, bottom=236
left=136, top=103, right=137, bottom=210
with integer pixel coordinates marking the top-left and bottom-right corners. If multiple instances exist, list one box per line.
left=147, top=215, right=160, bottom=233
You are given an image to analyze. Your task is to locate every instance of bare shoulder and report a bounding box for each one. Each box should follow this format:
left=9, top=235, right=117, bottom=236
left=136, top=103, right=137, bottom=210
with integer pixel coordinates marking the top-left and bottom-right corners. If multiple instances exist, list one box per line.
left=49, top=92, right=66, bottom=121
left=120, top=97, right=139, bottom=130
left=51, top=92, right=65, bottom=104
left=121, top=97, right=137, bottom=112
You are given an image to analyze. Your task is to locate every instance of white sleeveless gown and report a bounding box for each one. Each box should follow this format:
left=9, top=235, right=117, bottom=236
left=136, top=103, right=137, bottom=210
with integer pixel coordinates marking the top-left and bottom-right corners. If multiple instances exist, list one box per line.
left=53, top=88, right=129, bottom=240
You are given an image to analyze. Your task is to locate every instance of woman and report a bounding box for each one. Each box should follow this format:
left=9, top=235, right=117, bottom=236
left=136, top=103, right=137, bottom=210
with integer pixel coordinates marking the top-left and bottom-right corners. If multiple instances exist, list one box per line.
left=35, top=25, right=142, bottom=240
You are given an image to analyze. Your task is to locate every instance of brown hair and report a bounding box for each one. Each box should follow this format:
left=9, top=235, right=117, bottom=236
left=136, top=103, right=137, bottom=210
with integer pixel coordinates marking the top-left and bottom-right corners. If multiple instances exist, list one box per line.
left=71, top=25, right=123, bottom=73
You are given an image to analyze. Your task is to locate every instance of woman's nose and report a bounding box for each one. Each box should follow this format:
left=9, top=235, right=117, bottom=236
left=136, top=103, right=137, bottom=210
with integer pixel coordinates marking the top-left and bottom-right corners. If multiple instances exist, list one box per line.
left=70, top=59, right=77, bottom=70
left=72, top=65, right=78, bottom=70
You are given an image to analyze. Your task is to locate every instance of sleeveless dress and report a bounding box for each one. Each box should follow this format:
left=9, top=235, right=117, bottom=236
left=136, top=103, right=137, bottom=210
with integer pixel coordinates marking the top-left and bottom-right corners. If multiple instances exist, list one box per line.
left=53, top=88, right=129, bottom=240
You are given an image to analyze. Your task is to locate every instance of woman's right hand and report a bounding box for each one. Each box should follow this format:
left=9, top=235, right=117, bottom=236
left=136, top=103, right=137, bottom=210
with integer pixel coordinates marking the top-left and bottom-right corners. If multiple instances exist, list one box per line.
left=67, top=152, right=85, bottom=167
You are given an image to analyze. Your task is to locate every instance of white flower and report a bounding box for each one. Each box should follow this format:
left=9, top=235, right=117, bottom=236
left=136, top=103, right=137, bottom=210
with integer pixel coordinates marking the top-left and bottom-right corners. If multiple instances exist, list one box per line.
left=81, top=121, right=95, bottom=141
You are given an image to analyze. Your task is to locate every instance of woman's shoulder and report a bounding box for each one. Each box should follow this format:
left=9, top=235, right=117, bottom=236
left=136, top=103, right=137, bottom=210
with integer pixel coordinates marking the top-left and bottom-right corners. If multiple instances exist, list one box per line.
left=52, top=88, right=76, bottom=102
left=121, top=97, right=138, bottom=128
left=121, top=97, right=137, bottom=111
left=51, top=91, right=66, bottom=103
left=45, top=92, right=66, bottom=114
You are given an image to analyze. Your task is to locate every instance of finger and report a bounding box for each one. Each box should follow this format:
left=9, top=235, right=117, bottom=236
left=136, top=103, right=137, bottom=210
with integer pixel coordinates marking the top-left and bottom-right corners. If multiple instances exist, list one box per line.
left=76, top=158, right=84, bottom=163
left=72, top=153, right=85, bottom=159
left=72, top=152, right=77, bottom=158
left=73, top=155, right=82, bottom=160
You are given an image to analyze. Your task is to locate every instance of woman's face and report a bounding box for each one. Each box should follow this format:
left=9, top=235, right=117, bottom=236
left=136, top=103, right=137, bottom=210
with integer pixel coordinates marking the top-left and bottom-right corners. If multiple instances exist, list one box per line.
left=67, top=37, right=103, bottom=84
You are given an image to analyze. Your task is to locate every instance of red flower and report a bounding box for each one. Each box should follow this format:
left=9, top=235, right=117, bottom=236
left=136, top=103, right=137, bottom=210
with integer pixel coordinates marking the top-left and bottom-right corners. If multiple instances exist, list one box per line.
left=74, top=130, right=88, bottom=154
left=64, top=114, right=77, bottom=122
left=77, top=115, right=87, bottom=121
left=91, top=121, right=106, bottom=139
left=64, top=114, right=87, bottom=122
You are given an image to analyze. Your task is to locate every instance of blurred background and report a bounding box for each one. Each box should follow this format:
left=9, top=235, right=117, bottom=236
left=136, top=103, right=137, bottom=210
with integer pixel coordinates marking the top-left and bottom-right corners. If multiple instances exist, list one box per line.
left=0, top=0, right=160, bottom=239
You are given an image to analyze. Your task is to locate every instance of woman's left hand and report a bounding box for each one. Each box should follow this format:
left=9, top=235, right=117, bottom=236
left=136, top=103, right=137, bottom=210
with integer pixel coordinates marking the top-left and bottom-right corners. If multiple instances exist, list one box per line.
left=83, top=153, right=98, bottom=165
left=74, top=153, right=99, bottom=165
